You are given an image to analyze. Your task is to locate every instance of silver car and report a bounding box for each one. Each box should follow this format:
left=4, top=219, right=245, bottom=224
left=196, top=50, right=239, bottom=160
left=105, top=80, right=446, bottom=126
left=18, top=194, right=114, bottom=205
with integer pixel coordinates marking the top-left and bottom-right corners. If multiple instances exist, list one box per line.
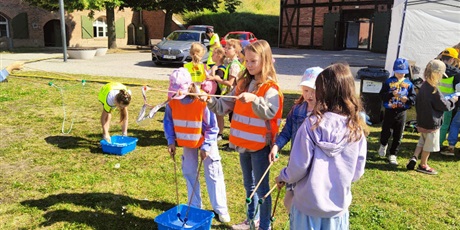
left=151, top=30, right=210, bottom=65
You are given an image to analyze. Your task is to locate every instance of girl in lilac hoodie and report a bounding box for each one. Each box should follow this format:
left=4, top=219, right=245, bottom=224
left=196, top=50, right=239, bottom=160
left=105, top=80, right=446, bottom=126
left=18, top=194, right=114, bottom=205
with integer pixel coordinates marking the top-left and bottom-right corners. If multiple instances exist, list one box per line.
left=276, top=63, right=368, bottom=229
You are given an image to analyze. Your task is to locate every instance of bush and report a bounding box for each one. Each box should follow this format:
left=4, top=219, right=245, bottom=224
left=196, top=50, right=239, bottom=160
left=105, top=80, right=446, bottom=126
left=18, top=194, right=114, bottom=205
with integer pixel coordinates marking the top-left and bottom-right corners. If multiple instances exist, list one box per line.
left=186, top=12, right=279, bottom=46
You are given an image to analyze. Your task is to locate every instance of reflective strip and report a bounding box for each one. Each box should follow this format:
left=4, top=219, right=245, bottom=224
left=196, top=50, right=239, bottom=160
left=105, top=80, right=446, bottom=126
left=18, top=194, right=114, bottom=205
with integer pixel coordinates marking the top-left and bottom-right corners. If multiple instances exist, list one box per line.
left=232, top=114, right=266, bottom=128
left=230, top=128, right=265, bottom=143
left=439, top=78, right=455, bottom=94
left=173, top=119, right=201, bottom=128
left=176, top=132, right=202, bottom=141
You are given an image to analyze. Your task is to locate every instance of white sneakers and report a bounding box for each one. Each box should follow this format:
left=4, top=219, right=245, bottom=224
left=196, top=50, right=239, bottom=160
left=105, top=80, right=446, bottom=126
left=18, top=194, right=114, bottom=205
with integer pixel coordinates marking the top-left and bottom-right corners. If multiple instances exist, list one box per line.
left=388, top=155, right=398, bottom=165
left=378, top=144, right=388, bottom=157
left=218, top=213, right=231, bottom=223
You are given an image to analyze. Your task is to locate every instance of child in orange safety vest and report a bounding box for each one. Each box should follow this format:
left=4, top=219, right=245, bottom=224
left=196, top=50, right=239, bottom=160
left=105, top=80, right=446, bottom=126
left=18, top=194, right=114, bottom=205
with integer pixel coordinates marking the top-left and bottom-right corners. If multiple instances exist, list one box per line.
left=204, top=40, right=283, bottom=230
left=163, top=67, right=230, bottom=223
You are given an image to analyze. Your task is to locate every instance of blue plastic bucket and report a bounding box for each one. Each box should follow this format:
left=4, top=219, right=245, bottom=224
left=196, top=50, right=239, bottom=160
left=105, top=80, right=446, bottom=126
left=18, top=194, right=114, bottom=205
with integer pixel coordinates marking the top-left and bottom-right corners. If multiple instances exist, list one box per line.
left=100, top=135, right=138, bottom=155
left=154, top=204, right=214, bottom=230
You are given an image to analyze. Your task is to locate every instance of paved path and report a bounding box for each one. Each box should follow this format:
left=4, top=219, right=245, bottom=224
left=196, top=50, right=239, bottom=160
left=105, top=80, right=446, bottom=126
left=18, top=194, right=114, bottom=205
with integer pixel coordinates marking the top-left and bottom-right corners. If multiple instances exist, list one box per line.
left=1, top=48, right=386, bottom=92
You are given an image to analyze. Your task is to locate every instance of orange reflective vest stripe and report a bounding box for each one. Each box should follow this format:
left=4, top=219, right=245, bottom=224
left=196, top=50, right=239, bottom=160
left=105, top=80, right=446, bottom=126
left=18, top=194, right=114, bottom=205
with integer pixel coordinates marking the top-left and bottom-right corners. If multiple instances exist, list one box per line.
left=169, top=99, right=206, bottom=148
left=229, top=81, right=283, bottom=151
left=184, top=62, right=206, bottom=83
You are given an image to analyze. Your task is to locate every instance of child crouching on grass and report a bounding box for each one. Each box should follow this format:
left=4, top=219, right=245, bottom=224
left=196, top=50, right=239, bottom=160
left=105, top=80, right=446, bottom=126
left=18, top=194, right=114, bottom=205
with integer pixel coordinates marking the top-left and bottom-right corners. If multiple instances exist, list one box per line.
left=163, top=68, right=230, bottom=223
left=406, top=60, right=458, bottom=175
left=276, top=63, right=368, bottom=229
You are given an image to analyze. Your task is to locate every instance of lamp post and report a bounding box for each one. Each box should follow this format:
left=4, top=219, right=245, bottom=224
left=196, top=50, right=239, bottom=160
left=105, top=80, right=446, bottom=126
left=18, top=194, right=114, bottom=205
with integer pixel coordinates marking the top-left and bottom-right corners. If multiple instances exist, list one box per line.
left=59, top=0, right=67, bottom=62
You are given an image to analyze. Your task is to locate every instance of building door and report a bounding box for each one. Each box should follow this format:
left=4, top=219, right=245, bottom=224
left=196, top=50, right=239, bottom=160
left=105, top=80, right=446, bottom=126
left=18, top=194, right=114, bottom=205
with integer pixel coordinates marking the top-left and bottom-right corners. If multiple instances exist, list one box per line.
left=371, top=12, right=391, bottom=53
left=127, top=23, right=135, bottom=45
left=44, top=19, right=68, bottom=47
left=323, top=13, right=340, bottom=50
left=341, top=10, right=373, bottom=51
left=345, top=19, right=371, bottom=50
left=346, top=22, right=360, bottom=48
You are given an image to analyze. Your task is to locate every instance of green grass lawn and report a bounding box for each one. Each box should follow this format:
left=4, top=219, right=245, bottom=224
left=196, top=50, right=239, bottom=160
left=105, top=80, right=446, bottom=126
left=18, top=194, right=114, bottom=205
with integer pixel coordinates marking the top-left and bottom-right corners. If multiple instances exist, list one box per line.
left=1, top=72, right=460, bottom=229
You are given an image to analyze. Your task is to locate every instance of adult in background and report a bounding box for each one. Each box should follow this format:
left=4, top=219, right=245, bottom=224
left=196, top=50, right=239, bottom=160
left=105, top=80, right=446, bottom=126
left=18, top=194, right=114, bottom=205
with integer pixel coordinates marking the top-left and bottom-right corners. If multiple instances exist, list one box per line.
left=436, top=48, right=460, bottom=155
left=440, top=48, right=460, bottom=156
left=205, top=27, right=221, bottom=68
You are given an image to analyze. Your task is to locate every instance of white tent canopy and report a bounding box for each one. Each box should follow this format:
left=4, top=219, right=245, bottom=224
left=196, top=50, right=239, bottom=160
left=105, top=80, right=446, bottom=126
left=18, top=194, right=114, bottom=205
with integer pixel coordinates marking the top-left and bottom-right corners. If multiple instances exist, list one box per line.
left=385, top=0, right=460, bottom=76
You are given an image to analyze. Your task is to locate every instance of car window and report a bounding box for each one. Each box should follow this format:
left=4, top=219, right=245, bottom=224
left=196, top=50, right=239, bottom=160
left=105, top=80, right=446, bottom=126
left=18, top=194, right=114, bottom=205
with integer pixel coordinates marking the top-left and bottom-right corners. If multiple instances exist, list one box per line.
left=227, top=34, right=240, bottom=39
left=167, top=32, right=180, bottom=40
left=169, top=32, right=200, bottom=41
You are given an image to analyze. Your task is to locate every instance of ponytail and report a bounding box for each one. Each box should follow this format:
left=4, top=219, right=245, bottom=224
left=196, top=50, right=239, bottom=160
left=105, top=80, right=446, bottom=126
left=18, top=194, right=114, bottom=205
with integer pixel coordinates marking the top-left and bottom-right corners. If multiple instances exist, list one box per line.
left=116, top=89, right=131, bottom=122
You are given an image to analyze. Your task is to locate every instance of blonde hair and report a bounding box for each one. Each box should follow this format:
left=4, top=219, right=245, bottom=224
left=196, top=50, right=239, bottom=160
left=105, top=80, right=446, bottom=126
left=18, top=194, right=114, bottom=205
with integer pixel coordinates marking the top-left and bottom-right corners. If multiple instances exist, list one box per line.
left=236, top=40, right=277, bottom=95
left=312, top=63, right=368, bottom=141
left=226, top=39, right=243, bottom=55
left=213, top=47, right=226, bottom=64
left=424, top=62, right=444, bottom=94
left=190, top=43, right=206, bottom=65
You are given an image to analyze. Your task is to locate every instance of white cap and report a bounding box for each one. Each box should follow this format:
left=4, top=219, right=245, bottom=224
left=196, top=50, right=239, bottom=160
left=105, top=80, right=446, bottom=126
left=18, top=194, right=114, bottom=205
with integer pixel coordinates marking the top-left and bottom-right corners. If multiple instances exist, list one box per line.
left=299, top=67, right=323, bottom=89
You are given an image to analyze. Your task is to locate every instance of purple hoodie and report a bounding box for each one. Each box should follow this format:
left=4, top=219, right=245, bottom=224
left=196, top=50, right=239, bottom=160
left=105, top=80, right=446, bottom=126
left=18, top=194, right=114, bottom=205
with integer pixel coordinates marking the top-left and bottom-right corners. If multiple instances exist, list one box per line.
left=278, top=112, right=367, bottom=218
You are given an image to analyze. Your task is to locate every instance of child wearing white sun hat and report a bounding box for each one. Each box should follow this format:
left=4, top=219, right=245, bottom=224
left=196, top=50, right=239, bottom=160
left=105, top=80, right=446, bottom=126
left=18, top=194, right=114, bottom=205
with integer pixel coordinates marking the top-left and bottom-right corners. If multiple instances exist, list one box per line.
left=269, top=66, right=323, bottom=211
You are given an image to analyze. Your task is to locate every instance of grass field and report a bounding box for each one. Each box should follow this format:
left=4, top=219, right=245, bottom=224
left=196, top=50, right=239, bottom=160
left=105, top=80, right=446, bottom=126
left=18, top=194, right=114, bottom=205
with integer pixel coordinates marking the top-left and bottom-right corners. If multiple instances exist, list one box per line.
left=1, top=72, right=460, bottom=229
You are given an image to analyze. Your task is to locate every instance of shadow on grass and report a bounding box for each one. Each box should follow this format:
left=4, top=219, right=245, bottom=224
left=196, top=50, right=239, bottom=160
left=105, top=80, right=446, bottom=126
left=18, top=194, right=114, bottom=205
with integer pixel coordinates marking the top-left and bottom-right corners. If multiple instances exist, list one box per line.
left=20, top=192, right=175, bottom=229
left=45, top=135, right=101, bottom=153
left=130, top=129, right=167, bottom=147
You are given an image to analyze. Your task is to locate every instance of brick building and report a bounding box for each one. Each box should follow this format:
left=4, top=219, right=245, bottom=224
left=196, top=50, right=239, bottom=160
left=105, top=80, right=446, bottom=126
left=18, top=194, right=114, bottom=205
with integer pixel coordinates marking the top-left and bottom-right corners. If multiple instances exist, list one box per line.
left=0, top=0, right=181, bottom=50
left=280, top=0, right=393, bottom=53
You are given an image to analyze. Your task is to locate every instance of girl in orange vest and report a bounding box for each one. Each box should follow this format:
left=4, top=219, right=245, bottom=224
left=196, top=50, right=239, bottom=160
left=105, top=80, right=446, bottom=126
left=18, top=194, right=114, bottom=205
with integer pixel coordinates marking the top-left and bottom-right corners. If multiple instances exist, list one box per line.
left=163, top=68, right=231, bottom=223
left=204, top=40, right=283, bottom=230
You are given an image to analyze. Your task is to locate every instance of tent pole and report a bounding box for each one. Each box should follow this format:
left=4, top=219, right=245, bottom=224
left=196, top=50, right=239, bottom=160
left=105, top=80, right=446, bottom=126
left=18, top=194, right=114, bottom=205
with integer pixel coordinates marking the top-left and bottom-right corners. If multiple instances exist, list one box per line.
left=396, top=0, right=409, bottom=59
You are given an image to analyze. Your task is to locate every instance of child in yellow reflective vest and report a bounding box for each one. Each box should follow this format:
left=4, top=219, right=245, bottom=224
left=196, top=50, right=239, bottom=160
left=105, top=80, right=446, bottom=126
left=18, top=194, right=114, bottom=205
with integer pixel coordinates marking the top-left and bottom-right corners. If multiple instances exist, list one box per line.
left=97, top=82, right=131, bottom=143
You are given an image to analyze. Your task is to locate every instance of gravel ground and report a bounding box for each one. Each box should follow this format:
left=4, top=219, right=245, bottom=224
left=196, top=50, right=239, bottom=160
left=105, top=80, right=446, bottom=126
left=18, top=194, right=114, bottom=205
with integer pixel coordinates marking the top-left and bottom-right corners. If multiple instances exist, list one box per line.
left=1, top=47, right=386, bottom=92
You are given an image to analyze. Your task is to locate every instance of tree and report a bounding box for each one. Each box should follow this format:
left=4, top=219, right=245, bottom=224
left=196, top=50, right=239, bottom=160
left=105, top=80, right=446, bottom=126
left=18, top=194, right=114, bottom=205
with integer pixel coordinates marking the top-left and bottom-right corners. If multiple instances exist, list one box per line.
left=24, top=0, right=123, bottom=49
left=24, top=0, right=242, bottom=48
left=124, top=0, right=241, bottom=36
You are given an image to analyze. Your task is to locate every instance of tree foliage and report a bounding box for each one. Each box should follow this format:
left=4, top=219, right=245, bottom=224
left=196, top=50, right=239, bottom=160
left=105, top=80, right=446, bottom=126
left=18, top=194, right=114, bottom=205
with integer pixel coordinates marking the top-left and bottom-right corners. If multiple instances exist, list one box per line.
left=23, top=0, right=242, bottom=45
left=225, top=0, right=242, bottom=13
left=23, top=0, right=124, bottom=11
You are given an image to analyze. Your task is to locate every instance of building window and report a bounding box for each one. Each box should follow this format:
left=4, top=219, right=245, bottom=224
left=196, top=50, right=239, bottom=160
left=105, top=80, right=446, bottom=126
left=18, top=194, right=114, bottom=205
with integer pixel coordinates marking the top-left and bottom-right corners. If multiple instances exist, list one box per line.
left=93, top=17, right=107, bottom=37
left=0, top=15, right=9, bottom=37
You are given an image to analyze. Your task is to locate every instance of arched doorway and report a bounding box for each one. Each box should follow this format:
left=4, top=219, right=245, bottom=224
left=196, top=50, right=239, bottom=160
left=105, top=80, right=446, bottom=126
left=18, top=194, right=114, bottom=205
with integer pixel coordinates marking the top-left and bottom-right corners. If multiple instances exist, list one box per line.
left=43, top=19, right=69, bottom=47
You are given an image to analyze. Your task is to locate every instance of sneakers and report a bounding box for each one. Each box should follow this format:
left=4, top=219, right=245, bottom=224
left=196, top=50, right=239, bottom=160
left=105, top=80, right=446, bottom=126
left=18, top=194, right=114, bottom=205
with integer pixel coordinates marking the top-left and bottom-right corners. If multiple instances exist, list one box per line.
left=231, top=219, right=260, bottom=230
left=406, top=156, right=417, bottom=170
left=217, top=134, right=223, bottom=141
left=388, top=155, right=398, bottom=165
left=416, top=164, right=438, bottom=175
left=378, top=144, right=388, bottom=157
left=440, top=146, right=455, bottom=156
left=218, top=213, right=231, bottom=223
